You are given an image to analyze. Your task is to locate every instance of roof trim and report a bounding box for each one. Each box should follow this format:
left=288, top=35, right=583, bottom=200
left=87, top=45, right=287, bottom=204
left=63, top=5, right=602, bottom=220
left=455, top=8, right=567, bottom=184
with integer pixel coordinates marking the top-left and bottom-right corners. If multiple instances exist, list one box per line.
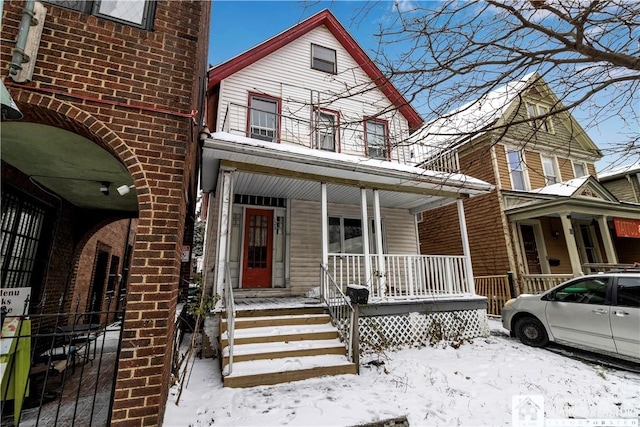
left=208, top=9, right=423, bottom=131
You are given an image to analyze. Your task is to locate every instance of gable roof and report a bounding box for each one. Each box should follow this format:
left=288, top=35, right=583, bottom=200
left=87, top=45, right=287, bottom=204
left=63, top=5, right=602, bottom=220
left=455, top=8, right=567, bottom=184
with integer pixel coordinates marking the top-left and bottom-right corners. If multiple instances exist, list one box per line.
left=530, top=176, right=618, bottom=202
left=411, top=73, right=602, bottom=163
left=207, top=9, right=423, bottom=131
left=598, top=162, right=640, bottom=181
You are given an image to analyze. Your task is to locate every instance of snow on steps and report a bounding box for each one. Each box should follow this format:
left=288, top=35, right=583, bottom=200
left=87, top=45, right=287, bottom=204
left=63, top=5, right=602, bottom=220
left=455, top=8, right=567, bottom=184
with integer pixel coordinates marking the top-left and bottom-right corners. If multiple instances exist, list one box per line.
left=220, top=308, right=357, bottom=388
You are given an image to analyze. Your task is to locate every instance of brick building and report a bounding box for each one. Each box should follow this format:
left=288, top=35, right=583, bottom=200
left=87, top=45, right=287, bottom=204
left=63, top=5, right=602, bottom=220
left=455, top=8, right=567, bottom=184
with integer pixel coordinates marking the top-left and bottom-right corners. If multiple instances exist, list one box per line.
left=1, top=1, right=210, bottom=425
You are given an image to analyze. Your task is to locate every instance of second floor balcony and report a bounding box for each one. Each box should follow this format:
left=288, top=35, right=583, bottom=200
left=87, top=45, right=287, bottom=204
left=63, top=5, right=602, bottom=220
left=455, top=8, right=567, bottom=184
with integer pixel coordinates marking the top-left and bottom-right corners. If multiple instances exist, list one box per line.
left=219, top=102, right=415, bottom=164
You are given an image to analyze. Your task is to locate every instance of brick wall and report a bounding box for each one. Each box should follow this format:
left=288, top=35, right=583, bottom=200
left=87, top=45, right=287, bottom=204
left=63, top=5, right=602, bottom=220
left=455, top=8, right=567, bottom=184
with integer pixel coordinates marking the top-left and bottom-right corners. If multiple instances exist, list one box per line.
left=1, top=1, right=210, bottom=425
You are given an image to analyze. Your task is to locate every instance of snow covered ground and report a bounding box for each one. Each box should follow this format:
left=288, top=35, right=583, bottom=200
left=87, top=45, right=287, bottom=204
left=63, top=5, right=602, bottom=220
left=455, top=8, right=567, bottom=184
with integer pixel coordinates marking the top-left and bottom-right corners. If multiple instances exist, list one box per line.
left=163, top=320, right=640, bottom=426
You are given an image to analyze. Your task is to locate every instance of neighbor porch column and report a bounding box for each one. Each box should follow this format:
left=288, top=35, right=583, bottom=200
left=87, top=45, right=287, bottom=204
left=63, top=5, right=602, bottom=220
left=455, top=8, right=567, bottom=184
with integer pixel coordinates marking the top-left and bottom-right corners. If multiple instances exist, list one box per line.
left=215, top=168, right=234, bottom=298
left=457, top=198, right=475, bottom=294
left=360, top=188, right=372, bottom=289
left=597, top=216, right=618, bottom=265
left=373, top=189, right=386, bottom=297
left=560, top=214, right=583, bottom=275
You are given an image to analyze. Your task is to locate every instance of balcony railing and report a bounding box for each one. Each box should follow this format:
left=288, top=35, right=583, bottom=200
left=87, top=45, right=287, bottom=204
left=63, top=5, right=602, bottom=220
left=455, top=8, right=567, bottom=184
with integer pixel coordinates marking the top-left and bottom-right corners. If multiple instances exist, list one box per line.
left=220, top=102, right=411, bottom=162
left=419, top=149, right=460, bottom=174
left=327, top=254, right=472, bottom=300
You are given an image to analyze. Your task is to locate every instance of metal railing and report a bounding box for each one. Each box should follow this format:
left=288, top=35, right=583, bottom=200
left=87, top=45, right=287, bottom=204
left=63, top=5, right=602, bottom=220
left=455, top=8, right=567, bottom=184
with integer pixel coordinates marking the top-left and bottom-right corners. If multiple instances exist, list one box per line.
left=520, top=274, right=575, bottom=294
left=327, top=254, right=471, bottom=299
left=222, top=263, right=236, bottom=377
left=220, top=102, right=411, bottom=162
left=319, top=264, right=358, bottom=369
left=0, top=297, right=124, bottom=427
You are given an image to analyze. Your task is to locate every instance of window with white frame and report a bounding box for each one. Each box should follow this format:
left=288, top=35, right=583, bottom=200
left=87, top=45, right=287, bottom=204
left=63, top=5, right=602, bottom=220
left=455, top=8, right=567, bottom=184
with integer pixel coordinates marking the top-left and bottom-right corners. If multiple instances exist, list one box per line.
left=507, top=150, right=527, bottom=190
left=540, top=155, right=557, bottom=185
left=249, top=95, right=279, bottom=142
left=328, top=216, right=385, bottom=254
left=311, top=44, right=337, bottom=74
left=573, top=161, right=587, bottom=178
left=527, top=103, right=553, bottom=133
left=315, top=111, right=337, bottom=151
left=44, top=0, right=155, bottom=29
left=365, top=119, right=388, bottom=160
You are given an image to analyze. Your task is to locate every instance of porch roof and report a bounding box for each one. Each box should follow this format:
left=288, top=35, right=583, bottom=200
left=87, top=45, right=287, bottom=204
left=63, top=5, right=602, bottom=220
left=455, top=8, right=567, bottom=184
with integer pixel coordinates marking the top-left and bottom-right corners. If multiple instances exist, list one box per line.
left=202, top=132, right=493, bottom=213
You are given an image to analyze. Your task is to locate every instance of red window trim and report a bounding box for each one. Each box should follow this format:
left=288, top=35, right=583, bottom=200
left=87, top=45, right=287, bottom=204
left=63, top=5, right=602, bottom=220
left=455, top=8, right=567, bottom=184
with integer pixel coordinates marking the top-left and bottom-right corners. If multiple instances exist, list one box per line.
left=314, top=107, right=341, bottom=153
left=246, top=91, right=282, bottom=143
left=363, top=117, right=390, bottom=160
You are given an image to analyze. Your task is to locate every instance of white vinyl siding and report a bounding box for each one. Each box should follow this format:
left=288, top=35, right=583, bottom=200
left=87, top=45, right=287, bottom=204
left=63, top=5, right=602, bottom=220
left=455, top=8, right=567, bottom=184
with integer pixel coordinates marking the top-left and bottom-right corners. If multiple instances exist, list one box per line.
left=289, top=199, right=418, bottom=295
left=216, top=25, right=412, bottom=163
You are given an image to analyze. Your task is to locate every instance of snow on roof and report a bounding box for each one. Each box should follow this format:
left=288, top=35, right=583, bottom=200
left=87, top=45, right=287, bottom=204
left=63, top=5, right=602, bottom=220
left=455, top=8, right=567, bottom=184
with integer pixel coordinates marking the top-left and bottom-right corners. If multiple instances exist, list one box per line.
left=530, top=176, right=589, bottom=197
left=209, top=131, right=493, bottom=191
left=410, top=73, right=537, bottom=162
left=597, top=162, right=640, bottom=180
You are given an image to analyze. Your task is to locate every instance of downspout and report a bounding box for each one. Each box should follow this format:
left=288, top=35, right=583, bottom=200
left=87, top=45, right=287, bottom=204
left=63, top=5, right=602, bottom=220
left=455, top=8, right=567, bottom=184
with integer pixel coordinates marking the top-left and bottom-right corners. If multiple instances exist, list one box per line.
left=9, top=0, right=36, bottom=76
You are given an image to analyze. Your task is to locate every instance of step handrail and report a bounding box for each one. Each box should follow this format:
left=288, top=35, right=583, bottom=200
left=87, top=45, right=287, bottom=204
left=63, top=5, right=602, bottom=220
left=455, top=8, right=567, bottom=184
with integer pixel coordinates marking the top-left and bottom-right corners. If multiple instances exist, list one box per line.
left=320, top=264, right=359, bottom=371
left=223, top=263, right=235, bottom=376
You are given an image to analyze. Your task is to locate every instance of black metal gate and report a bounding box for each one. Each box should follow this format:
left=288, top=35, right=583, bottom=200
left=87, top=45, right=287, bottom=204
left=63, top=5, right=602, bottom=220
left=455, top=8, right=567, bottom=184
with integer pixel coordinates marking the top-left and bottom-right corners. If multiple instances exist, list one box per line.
left=1, top=296, right=124, bottom=427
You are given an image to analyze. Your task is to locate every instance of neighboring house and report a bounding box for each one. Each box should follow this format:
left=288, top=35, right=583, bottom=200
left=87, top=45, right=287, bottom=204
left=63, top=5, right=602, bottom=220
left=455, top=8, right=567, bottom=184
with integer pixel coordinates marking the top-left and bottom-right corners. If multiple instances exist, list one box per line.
left=413, top=73, right=640, bottom=296
left=200, top=10, right=493, bottom=387
left=1, top=1, right=210, bottom=425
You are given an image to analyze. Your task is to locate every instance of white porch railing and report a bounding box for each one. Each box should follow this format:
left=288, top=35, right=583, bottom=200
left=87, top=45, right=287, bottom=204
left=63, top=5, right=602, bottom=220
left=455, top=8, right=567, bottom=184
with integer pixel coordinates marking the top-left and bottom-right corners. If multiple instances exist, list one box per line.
left=520, top=274, right=574, bottom=294
left=328, top=254, right=472, bottom=299
left=222, top=264, right=235, bottom=376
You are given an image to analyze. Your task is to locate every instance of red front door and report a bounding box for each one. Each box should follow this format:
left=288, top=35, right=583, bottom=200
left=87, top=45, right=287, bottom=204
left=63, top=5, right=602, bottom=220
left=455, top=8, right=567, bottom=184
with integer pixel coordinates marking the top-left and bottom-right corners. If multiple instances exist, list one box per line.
left=242, top=209, right=273, bottom=288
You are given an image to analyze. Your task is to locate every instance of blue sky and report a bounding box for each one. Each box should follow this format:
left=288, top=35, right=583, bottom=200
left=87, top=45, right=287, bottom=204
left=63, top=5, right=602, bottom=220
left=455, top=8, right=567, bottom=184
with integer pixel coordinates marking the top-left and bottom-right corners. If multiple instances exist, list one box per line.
left=208, top=1, right=635, bottom=172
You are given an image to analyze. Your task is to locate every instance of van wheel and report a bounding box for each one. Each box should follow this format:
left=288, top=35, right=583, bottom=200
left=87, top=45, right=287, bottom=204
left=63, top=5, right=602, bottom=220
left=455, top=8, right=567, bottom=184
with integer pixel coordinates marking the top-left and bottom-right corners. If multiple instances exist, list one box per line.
left=515, top=317, right=549, bottom=347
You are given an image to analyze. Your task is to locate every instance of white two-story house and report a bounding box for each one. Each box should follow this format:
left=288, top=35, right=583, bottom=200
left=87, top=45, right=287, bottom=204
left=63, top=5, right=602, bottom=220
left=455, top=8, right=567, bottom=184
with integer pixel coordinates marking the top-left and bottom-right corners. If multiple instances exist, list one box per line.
left=199, top=10, right=494, bottom=387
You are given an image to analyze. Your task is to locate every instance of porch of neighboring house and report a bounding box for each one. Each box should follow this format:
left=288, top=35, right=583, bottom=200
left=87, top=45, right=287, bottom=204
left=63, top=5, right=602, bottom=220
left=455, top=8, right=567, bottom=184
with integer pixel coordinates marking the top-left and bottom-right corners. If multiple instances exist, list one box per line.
left=475, top=190, right=640, bottom=315
left=201, top=131, right=493, bottom=387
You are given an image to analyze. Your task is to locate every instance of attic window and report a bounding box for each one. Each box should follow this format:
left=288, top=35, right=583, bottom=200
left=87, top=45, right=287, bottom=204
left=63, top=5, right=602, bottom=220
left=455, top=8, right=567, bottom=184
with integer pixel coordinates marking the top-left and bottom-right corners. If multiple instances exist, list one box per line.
left=527, top=103, right=554, bottom=133
left=311, top=44, right=337, bottom=74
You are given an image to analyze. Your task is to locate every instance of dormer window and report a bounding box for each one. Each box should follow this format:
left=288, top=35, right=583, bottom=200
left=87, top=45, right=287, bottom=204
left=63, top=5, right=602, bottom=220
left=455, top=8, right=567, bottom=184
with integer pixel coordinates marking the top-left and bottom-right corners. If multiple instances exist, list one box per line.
left=311, top=44, right=337, bottom=74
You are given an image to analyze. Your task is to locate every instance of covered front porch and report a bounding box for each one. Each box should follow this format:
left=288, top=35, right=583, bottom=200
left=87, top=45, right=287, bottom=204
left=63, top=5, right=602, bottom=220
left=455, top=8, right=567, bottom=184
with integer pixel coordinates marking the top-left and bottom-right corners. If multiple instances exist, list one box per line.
left=201, top=132, right=492, bottom=303
left=503, top=176, right=640, bottom=294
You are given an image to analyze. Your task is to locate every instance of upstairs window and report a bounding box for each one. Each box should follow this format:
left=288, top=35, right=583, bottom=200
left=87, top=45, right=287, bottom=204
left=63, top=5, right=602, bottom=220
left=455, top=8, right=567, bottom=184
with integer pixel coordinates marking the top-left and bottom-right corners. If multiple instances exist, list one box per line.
left=311, top=44, right=337, bottom=74
left=365, top=119, right=388, bottom=160
left=44, top=0, right=156, bottom=29
left=527, top=103, right=553, bottom=133
left=248, top=94, right=280, bottom=143
left=573, top=161, right=587, bottom=178
left=540, top=155, right=558, bottom=185
left=315, top=110, right=338, bottom=152
left=507, top=150, right=527, bottom=190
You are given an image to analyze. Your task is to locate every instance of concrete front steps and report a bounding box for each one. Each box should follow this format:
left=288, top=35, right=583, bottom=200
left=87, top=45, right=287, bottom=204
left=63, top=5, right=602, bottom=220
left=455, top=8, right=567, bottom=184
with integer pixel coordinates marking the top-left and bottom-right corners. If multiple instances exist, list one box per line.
left=220, top=307, right=357, bottom=388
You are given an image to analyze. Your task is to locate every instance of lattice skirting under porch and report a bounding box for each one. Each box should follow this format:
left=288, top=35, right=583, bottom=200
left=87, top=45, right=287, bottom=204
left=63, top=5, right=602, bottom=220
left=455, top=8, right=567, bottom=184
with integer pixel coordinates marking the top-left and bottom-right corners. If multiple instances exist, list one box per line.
left=358, top=309, right=489, bottom=352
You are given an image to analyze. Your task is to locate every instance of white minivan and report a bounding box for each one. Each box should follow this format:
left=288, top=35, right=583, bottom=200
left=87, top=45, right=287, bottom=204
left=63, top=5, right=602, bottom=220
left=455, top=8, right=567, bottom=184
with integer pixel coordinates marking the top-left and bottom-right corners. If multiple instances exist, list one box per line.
left=502, top=272, right=640, bottom=362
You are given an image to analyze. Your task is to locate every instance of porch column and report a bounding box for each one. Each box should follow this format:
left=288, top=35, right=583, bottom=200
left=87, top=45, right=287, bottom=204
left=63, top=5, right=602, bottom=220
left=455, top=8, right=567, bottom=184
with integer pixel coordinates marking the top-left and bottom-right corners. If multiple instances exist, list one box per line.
left=321, top=182, right=328, bottom=267
left=560, top=214, right=583, bottom=275
left=373, top=190, right=386, bottom=297
left=597, top=216, right=618, bottom=264
left=360, top=188, right=372, bottom=289
left=215, top=168, right=234, bottom=298
left=457, top=198, right=475, bottom=294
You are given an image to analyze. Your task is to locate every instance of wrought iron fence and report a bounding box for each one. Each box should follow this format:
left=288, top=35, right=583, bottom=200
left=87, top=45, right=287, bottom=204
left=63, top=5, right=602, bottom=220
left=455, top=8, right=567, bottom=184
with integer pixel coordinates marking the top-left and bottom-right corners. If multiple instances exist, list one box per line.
left=1, top=296, right=124, bottom=427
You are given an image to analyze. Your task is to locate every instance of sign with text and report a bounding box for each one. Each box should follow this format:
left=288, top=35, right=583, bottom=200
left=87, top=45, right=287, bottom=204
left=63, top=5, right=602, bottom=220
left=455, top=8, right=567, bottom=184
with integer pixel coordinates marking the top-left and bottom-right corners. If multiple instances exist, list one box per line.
left=614, top=218, right=640, bottom=238
left=1, top=287, right=31, bottom=315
